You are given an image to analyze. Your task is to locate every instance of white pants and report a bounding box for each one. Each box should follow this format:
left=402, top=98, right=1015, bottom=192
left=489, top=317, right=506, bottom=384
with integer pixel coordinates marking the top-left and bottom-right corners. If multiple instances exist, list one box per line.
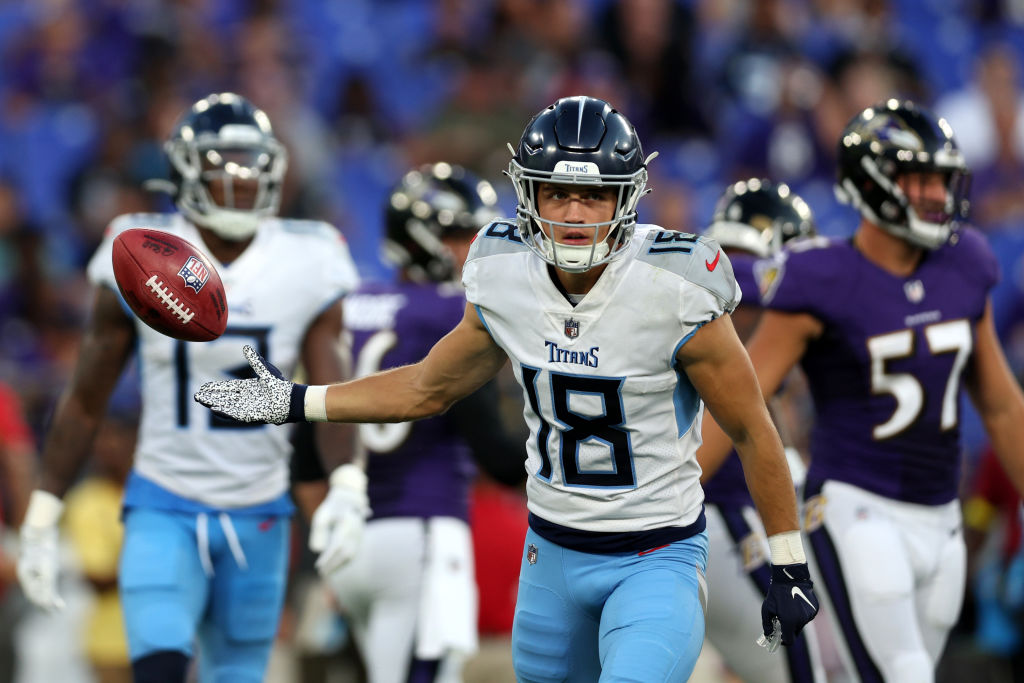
left=325, top=517, right=477, bottom=683
left=705, top=503, right=827, bottom=683
left=803, top=480, right=965, bottom=683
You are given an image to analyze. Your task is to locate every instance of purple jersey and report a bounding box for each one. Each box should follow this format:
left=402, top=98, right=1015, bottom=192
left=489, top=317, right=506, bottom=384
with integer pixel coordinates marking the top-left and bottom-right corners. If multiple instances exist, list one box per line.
left=346, top=281, right=477, bottom=520
left=761, top=229, right=999, bottom=504
left=703, top=252, right=759, bottom=506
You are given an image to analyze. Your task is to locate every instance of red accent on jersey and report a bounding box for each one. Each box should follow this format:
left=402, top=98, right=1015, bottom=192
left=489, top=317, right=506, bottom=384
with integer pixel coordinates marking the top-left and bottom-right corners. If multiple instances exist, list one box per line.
left=705, top=251, right=721, bottom=272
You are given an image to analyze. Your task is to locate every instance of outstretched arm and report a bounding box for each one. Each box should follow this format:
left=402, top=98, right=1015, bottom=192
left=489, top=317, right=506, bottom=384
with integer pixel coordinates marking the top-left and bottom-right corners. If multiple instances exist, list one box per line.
left=195, top=303, right=508, bottom=425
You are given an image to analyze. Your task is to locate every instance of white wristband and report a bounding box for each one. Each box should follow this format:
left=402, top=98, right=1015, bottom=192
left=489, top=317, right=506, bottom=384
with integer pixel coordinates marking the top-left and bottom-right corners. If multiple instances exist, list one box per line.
left=768, top=530, right=806, bottom=565
left=304, top=385, right=329, bottom=423
left=24, top=490, right=63, bottom=528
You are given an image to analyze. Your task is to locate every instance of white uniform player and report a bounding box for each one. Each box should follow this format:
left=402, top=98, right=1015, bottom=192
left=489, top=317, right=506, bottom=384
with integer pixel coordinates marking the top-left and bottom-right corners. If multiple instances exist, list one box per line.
left=18, top=93, right=365, bottom=683
left=194, top=96, right=820, bottom=682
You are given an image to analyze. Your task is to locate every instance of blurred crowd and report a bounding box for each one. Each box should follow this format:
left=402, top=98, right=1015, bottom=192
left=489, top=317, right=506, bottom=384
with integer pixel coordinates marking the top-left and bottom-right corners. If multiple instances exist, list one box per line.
left=1, top=0, right=1024, bottom=681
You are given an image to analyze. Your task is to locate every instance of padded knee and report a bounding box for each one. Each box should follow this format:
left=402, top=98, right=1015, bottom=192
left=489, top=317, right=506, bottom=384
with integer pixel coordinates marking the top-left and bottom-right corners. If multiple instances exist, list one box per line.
left=132, top=650, right=189, bottom=683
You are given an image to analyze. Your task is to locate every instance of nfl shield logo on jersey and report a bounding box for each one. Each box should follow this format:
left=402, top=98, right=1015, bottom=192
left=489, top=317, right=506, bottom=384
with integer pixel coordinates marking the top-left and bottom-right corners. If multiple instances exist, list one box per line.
left=564, top=318, right=579, bottom=339
left=527, top=543, right=538, bottom=565
left=178, top=256, right=210, bottom=293
left=903, top=279, right=925, bottom=303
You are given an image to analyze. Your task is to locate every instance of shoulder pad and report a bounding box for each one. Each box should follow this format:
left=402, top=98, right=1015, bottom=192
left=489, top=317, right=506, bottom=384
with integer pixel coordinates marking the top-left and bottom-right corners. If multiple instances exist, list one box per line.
left=947, top=227, right=999, bottom=290
left=638, top=229, right=738, bottom=304
left=466, top=221, right=530, bottom=262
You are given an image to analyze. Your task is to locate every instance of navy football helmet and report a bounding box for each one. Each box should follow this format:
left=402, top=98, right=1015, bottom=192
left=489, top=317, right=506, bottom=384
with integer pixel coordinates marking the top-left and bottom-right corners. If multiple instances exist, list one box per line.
left=384, top=162, right=500, bottom=282
left=507, top=96, right=653, bottom=272
left=705, top=178, right=817, bottom=257
left=164, top=93, right=287, bottom=240
left=835, top=99, right=969, bottom=249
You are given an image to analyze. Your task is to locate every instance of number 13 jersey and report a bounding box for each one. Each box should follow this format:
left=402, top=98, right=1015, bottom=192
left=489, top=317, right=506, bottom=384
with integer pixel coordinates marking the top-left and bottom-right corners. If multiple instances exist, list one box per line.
left=463, top=223, right=740, bottom=541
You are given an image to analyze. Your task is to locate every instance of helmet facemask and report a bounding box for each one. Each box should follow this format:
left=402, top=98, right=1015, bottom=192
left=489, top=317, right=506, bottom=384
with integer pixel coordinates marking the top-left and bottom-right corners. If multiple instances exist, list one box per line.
left=167, top=126, right=287, bottom=241
left=508, top=159, right=649, bottom=272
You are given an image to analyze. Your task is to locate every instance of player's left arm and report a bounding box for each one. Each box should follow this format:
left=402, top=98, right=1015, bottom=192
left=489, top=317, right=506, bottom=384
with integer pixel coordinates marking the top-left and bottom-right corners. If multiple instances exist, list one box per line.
left=679, top=313, right=818, bottom=650
left=678, top=315, right=799, bottom=537
left=965, top=300, right=1024, bottom=495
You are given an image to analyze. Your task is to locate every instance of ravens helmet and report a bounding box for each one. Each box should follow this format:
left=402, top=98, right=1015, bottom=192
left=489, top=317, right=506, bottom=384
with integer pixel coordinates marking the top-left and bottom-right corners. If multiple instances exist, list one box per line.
left=384, top=162, right=500, bottom=282
left=507, top=96, right=653, bottom=272
left=705, top=178, right=817, bottom=257
left=164, top=93, right=287, bottom=241
left=835, top=99, right=969, bottom=249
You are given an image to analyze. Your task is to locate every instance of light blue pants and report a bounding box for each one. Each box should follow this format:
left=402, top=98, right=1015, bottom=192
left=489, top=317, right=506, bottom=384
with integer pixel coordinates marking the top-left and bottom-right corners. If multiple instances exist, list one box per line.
left=119, top=507, right=290, bottom=682
left=512, top=529, right=708, bottom=683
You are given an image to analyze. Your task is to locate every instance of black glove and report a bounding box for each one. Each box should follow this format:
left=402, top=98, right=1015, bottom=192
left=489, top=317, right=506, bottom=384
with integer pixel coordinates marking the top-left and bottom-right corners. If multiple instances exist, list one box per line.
left=759, top=562, right=819, bottom=652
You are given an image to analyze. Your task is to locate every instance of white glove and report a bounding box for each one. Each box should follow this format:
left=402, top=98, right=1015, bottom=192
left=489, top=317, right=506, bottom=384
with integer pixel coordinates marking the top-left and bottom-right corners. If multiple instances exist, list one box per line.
left=17, top=490, right=65, bottom=611
left=309, top=464, right=370, bottom=576
left=194, top=345, right=308, bottom=425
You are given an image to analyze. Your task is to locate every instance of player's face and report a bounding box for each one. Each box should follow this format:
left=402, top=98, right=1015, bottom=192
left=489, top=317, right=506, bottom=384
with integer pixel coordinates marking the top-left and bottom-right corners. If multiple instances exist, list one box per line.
left=897, top=171, right=950, bottom=224
left=201, top=148, right=263, bottom=210
left=535, top=183, right=618, bottom=244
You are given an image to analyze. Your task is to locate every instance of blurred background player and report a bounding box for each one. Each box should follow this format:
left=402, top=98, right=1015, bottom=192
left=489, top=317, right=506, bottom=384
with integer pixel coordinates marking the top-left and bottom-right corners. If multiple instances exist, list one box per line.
left=290, top=162, right=528, bottom=683
left=63, top=386, right=138, bottom=683
left=16, top=92, right=363, bottom=683
left=701, top=99, right=1024, bottom=682
left=0, top=380, right=35, bottom=683
left=700, top=178, right=827, bottom=683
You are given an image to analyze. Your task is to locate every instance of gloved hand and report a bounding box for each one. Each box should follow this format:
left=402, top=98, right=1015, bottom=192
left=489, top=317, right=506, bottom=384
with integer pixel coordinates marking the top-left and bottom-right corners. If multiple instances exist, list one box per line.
left=194, top=345, right=307, bottom=425
left=758, top=563, right=819, bottom=653
left=310, top=464, right=371, bottom=576
left=17, top=490, right=66, bottom=611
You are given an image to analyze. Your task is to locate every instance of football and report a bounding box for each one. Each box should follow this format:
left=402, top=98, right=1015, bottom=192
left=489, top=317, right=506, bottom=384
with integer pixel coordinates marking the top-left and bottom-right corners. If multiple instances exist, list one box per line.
left=111, top=228, right=228, bottom=342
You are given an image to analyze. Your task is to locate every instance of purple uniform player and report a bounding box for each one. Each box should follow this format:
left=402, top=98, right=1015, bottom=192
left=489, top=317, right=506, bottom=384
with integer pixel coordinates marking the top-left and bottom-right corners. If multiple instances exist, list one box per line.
left=701, top=179, right=827, bottom=683
left=291, top=163, right=524, bottom=683
left=701, top=101, right=1024, bottom=683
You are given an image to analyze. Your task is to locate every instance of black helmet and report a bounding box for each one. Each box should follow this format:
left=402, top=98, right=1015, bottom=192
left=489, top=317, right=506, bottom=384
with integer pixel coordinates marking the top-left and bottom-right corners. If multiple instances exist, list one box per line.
left=835, top=99, right=969, bottom=249
left=164, top=93, right=287, bottom=240
left=507, top=96, right=652, bottom=272
left=705, top=178, right=817, bottom=257
left=384, top=162, right=500, bottom=282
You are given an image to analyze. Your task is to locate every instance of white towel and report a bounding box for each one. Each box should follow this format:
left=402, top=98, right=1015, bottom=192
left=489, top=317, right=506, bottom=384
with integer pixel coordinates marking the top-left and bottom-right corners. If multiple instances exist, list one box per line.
left=415, top=517, right=479, bottom=660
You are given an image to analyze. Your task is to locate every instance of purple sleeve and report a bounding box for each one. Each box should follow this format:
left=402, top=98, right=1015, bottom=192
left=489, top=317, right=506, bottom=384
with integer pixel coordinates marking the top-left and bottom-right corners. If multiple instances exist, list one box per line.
left=757, top=238, right=846, bottom=316
left=954, top=227, right=1000, bottom=295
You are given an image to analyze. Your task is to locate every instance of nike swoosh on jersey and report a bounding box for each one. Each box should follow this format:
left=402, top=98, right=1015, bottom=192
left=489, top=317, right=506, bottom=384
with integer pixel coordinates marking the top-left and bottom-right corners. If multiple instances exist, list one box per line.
left=706, top=251, right=721, bottom=271
left=791, top=586, right=815, bottom=609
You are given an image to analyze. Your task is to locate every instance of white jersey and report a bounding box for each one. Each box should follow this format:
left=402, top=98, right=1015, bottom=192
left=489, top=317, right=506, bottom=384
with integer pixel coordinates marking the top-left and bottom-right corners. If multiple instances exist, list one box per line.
left=463, top=222, right=739, bottom=534
left=88, top=213, right=359, bottom=508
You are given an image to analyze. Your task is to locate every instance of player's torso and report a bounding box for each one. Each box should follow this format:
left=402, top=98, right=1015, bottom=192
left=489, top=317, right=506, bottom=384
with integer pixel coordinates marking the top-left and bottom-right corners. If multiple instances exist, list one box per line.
left=345, top=281, right=476, bottom=520
left=770, top=234, right=993, bottom=503
left=465, top=223, right=723, bottom=533
left=92, top=213, right=358, bottom=506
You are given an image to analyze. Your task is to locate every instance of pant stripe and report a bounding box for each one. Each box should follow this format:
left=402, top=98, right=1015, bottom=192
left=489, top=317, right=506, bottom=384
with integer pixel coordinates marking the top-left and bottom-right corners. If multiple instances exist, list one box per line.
left=802, top=482, right=885, bottom=683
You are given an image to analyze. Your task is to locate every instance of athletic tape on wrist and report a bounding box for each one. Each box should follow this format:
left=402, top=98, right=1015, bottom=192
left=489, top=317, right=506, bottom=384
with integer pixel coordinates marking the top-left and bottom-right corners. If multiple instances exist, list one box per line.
left=24, top=490, right=63, bottom=528
left=304, top=385, right=329, bottom=422
left=768, top=530, right=807, bottom=566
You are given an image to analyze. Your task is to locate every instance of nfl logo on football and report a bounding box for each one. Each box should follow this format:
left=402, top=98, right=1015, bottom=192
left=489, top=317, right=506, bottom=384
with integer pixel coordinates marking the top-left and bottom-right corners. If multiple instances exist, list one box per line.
left=178, top=256, right=210, bottom=293
left=564, top=317, right=579, bottom=339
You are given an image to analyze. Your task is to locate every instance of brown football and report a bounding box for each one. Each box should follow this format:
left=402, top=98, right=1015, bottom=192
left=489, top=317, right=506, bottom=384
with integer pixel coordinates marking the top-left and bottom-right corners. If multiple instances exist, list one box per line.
left=111, top=228, right=228, bottom=342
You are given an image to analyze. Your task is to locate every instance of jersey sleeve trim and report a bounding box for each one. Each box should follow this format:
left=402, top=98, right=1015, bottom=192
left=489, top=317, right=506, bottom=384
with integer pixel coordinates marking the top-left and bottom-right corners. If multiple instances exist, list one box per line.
left=671, top=321, right=707, bottom=368
left=473, top=304, right=496, bottom=341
